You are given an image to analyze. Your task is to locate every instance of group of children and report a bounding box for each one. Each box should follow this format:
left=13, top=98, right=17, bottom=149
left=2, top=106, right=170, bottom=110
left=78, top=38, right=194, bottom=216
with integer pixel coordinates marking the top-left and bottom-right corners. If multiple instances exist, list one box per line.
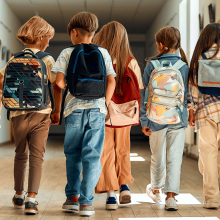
left=0, top=11, right=220, bottom=217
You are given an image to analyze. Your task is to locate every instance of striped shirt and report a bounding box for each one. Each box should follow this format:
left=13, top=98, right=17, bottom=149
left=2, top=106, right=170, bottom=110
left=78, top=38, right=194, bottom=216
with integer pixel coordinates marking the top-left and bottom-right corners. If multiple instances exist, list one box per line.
left=52, top=46, right=116, bottom=118
left=187, top=44, right=220, bottom=131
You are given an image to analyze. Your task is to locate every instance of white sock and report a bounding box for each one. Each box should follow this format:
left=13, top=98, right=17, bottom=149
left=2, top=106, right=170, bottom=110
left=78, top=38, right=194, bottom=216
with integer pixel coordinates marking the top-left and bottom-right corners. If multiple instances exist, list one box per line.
left=15, top=192, right=25, bottom=199
left=25, top=197, right=36, bottom=203
left=107, top=192, right=116, bottom=198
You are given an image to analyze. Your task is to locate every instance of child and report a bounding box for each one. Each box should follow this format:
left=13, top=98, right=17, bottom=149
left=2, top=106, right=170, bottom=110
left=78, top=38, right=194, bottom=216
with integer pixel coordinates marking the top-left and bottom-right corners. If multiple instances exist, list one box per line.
left=52, top=12, right=116, bottom=216
left=0, top=16, right=62, bottom=214
left=140, top=27, right=189, bottom=211
left=188, top=23, right=220, bottom=209
left=93, top=21, right=144, bottom=210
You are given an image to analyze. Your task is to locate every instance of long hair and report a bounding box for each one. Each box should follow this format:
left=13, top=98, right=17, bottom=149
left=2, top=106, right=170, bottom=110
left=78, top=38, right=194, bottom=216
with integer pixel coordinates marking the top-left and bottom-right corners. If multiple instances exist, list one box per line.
left=189, top=23, right=220, bottom=86
left=93, top=21, right=134, bottom=95
left=147, top=26, right=188, bottom=66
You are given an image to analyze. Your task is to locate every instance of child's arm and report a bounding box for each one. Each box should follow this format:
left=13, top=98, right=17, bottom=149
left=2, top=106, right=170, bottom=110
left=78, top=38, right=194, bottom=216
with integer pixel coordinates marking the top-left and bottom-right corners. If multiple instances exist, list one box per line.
left=140, top=64, right=153, bottom=136
left=105, top=74, right=115, bottom=106
left=56, top=72, right=66, bottom=89
left=187, top=72, right=199, bottom=127
left=0, top=73, right=3, bottom=90
left=188, top=109, right=195, bottom=127
left=51, top=82, right=62, bottom=125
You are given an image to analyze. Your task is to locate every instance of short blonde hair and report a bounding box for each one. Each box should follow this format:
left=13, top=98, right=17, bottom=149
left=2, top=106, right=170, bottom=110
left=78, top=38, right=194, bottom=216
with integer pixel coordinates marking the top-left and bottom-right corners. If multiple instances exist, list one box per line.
left=17, top=16, right=55, bottom=45
left=67, top=12, right=98, bottom=36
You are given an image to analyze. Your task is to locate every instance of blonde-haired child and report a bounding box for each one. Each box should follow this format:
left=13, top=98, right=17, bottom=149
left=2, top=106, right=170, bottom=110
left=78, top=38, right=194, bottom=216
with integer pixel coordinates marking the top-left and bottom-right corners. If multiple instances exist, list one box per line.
left=141, top=27, right=189, bottom=211
left=0, top=15, right=62, bottom=214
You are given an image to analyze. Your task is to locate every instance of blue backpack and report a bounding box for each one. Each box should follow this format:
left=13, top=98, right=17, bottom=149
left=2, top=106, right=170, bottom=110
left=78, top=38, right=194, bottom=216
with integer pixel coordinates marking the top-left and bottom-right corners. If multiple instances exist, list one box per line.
left=198, top=53, right=220, bottom=96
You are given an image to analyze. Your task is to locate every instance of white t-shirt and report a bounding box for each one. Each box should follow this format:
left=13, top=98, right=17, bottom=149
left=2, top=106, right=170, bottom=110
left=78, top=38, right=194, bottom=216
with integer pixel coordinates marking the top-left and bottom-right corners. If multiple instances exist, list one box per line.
left=52, top=46, right=116, bottom=117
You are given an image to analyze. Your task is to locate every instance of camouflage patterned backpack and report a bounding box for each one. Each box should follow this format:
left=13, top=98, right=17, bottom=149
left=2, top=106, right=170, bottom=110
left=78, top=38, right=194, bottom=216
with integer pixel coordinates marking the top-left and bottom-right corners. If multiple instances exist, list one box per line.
left=2, top=49, right=54, bottom=119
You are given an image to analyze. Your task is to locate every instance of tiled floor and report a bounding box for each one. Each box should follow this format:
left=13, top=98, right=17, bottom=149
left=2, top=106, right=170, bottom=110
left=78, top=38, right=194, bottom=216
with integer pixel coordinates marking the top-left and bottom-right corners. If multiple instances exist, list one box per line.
left=0, top=135, right=220, bottom=220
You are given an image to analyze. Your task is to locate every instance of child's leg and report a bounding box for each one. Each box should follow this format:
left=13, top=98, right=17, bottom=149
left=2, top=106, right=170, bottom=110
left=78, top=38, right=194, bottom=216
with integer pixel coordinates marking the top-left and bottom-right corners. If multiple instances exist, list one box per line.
left=11, top=115, right=29, bottom=193
left=79, top=108, right=105, bottom=206
left=149, top=128, right=167, bottom=190
left=95, top=127, right=119, bottom=193
left=115, top=126, right=133, bottom=186
left=27, top=113, right=51, bottom=194
left=164, top=126, right=185, bottom=196
left=64, top=109, right=85, bottom=199
left=199, top=118, right=219, bottom=204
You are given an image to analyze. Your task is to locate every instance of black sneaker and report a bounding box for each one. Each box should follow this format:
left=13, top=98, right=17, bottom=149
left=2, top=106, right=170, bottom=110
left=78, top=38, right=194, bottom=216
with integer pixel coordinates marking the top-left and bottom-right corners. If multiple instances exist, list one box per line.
left=24, top=201, right=38, bottom=214
left=12, top=196, right=25, bottom=209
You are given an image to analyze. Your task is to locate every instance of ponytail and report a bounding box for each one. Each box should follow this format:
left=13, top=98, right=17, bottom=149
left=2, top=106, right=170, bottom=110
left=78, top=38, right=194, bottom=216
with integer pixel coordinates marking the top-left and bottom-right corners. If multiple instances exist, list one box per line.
left=146, top=27, right=188, bottom=66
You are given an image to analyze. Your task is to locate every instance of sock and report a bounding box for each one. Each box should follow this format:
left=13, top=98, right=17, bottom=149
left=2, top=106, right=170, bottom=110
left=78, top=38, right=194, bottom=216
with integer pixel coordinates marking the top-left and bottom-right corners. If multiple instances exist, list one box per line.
left=15, top=192, right=25, bottom=199
left=107, top=192, right=116, bottom=198
left=25, top=197, right=36, bottom=203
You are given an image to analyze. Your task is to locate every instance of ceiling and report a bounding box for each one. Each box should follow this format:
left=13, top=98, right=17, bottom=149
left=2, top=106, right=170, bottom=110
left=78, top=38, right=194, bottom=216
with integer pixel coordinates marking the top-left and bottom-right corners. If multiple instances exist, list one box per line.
left=5, top=0, right=166, bottom=34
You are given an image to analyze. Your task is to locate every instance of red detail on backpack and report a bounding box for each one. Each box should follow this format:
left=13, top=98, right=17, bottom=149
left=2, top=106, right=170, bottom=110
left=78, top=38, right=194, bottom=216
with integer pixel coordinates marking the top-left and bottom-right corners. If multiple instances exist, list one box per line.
left=106, top=57, right=141, bottom=128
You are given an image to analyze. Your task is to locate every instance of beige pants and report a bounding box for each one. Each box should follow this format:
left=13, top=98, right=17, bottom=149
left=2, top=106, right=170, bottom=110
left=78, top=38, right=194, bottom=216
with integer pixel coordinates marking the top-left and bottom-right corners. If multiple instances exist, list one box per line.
left=11, top=112, right=51, bottom=194
left=95, top=126, right=134, bottom=193
left=199, top=118, right=220, bottom=203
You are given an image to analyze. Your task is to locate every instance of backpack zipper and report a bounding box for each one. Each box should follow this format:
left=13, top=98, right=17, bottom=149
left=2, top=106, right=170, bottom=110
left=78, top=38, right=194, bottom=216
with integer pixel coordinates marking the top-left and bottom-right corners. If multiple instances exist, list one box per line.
left=151, top=100, right=178, bottom=107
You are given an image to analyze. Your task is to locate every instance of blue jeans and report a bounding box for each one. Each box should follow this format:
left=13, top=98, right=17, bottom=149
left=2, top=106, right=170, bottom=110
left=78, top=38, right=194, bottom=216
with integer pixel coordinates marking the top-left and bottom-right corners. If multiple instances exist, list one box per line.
left=64, top=108, right=105, bottom=205
left=149, top=126, right=185, bottom=195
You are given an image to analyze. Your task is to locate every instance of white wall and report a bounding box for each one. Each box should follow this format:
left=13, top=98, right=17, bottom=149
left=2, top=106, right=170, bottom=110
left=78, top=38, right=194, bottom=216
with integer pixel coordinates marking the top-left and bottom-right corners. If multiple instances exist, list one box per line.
left=145, top=0, right=181, bottom=58
left=0, top=0, right=23, bottom=143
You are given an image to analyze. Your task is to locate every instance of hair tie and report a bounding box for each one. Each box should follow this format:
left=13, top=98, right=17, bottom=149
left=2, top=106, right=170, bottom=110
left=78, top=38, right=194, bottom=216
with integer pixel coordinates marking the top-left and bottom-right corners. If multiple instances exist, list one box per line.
left=179, top=46, right=182, bottom=49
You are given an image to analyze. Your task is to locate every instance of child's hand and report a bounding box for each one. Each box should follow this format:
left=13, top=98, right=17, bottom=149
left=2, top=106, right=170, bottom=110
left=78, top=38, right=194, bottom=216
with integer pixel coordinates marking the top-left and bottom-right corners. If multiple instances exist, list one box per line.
left=142, top=126, right=152, bottom=136
left=188, top=109, right=195, bottom=128
left=51, top=112, right=60, bottom=125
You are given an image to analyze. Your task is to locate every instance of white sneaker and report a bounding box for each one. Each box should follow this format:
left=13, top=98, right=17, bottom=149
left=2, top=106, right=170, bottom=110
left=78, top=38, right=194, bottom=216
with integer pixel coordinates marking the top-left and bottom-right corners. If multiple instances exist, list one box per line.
left=203, top=201, right=218, bottom=209
left=165, top=197, right=178, bottom=211
left=146, top=184, right=161, bottom=203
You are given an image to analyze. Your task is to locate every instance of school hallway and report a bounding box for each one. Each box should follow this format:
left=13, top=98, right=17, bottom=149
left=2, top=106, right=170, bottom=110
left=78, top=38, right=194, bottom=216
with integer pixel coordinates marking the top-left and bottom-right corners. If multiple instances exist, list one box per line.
left=0, top=135, right=219, bottom=220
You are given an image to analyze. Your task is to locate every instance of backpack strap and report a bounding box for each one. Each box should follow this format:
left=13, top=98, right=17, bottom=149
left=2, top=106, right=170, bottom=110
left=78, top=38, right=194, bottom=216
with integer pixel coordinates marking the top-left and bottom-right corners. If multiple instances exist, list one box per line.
left=35, top=51, right=50, bottom=59
left=172, top=60, right=186, bottom=70
left=59, top=85, right=69, bottom=125
left=150, top=59, right=161, bottom=69
left=201, top=53, right=207, bottom=59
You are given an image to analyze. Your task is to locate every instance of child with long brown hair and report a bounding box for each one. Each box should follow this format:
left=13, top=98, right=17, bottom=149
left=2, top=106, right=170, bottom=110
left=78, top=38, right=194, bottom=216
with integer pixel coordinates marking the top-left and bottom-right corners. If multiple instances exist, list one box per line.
left=188, top=23, right=220, bottom=209
left=141, top=27, right=189, bottom=211
left=0, top=16, right=62, bottom=214
left=93, top=21, right=144, bottom=210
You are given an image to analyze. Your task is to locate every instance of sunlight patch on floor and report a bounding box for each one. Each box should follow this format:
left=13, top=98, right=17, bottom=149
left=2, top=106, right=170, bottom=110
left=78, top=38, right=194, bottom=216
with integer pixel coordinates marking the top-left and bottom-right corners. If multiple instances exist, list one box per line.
left=130, top=153, right=145, bottom=161
left=130, top=156, right=145, bottom=161
left=116, top=193, right=201, bottom=206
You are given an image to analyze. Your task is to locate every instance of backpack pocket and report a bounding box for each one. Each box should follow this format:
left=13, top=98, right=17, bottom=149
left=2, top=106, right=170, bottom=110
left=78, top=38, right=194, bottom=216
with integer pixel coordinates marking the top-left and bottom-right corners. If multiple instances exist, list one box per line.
left=105, top=100, right=139, bottom=126
left=74, top=73, right=105, bottom=99
left=147, top=94, right=182, bottom=124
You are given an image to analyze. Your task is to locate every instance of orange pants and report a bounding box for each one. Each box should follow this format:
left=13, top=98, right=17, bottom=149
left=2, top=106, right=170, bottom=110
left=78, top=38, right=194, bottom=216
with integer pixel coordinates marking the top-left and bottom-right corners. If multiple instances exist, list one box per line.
left=95, top=126, right=134, bottom=193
